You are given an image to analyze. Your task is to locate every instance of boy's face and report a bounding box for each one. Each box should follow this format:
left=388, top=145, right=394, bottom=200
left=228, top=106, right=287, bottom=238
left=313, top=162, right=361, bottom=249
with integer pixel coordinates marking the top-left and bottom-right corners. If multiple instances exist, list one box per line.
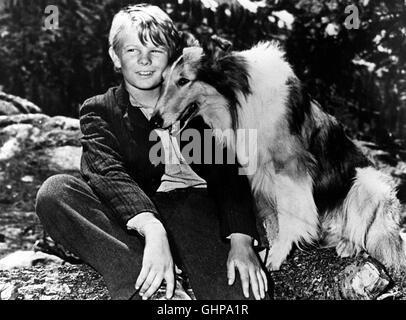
left=110, top=26, right=169, bottom=91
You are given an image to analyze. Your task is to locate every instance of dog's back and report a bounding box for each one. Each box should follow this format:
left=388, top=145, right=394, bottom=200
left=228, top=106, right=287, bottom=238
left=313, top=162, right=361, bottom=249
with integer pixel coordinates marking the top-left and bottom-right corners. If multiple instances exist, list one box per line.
left=236, top=42, right=406, bottom=270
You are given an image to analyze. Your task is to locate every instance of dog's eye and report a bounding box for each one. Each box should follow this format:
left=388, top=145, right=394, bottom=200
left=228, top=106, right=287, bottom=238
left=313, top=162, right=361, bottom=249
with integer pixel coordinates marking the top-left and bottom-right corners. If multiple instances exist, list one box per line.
left=177, top=78, right=190, bottom=87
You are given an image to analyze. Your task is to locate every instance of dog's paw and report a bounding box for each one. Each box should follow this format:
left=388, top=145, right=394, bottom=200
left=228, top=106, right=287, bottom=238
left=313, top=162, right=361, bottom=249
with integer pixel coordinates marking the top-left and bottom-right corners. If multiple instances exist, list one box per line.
left=336, top=239, right=358, bottom=258
left=264, top=250, right=286, bottom=271
left=266, top=262, right=282, bottom=271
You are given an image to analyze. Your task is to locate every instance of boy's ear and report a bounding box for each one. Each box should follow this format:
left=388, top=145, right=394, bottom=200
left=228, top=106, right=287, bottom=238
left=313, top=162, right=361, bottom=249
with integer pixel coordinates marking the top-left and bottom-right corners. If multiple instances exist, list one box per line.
left=162, top=66, right=170, bottom=80
left=109, top=47, right=121, bottom=70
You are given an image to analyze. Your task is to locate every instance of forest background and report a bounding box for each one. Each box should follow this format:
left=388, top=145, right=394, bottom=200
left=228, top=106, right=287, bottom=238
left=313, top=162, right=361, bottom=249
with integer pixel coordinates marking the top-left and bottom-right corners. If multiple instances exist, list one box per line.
left=0, top=0, right=405, bottom=157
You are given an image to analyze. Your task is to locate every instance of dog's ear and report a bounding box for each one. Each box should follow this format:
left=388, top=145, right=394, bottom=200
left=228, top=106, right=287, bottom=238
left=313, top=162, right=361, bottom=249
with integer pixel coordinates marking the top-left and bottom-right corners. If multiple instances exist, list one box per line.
left=171, top=31, right=200, bottom=62
left=181, top=47, right=204, bottom=77
left=211, top=35, right=233, bottom=53
left=182, top=47, right=204, bottom=63
left=178, top=31, right=200, bottom=49
left=206, top=35, right=233, bottom=60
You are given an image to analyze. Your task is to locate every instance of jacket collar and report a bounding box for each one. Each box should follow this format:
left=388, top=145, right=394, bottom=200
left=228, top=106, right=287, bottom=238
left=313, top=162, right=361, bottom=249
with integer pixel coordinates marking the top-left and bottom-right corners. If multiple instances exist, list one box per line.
left=114, top=82, right=151, bottom=130
left=115, top=82, right=130, bottom=112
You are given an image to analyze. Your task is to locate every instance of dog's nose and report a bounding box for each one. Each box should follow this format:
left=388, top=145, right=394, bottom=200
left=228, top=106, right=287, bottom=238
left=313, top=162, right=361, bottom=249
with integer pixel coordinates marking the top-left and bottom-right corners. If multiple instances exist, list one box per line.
left=150, top=113, right=164, bottom=128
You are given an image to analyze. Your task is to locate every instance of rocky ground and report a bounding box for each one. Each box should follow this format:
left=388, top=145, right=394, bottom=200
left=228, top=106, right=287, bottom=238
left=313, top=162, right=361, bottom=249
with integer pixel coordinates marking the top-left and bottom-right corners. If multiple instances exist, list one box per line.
left=0, top=92, right=406, bottom=300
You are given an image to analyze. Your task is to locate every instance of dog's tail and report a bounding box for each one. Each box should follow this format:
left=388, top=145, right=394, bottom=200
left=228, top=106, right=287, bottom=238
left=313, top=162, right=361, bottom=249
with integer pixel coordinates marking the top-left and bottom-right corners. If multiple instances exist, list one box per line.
left=342, top=166, right=406, bottom=270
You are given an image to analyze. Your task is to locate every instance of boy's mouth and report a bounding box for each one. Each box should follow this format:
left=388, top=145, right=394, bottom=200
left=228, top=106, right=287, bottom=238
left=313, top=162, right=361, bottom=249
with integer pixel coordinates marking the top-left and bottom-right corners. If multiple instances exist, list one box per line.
left=137, top=71, right=154, bottom=76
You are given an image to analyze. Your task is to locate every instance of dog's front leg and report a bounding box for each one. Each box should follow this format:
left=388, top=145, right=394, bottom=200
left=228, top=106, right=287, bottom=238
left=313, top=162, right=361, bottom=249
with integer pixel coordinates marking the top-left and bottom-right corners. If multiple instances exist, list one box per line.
left=251, top=168, right=319, bottom=271
left=254, top=189, right=279, bottom=252
left=250, top=168, right=286, bottom=270
left=267, top=173, right=319, bottom=270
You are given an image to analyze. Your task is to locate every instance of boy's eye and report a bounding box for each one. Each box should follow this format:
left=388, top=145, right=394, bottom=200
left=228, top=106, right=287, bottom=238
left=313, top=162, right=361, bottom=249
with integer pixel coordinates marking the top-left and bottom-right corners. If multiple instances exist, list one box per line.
left=151, top=49, right=164, bottom=54
left=127, top=48, right=139, bottom=53
left=177, top=78, right=190, bottom=86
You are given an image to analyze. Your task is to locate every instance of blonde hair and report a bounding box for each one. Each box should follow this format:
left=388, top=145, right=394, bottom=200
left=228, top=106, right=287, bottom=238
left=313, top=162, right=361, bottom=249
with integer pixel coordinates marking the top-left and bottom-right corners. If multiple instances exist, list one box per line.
left=108, top=4, right=180, bottom=62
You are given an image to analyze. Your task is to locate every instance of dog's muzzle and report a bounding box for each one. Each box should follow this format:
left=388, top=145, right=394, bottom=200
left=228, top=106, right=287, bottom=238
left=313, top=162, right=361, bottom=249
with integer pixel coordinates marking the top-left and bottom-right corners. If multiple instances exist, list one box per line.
left=178, top=103, right=199, bottom=130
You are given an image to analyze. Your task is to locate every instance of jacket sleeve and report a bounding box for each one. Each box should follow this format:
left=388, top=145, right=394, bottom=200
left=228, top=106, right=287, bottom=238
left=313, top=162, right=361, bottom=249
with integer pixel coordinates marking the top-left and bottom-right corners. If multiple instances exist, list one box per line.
left=207, top=145, right=260, bottom=245
left=79, top=96, right=159, bottom=227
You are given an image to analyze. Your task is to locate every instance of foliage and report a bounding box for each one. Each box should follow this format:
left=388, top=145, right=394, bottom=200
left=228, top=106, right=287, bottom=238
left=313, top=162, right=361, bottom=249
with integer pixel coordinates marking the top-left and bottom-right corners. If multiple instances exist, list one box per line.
left=0, top=0, right=405, bottom=155
left=0, top=0, right=117, bottom=116
left=282, top=0, right=406, bottom=151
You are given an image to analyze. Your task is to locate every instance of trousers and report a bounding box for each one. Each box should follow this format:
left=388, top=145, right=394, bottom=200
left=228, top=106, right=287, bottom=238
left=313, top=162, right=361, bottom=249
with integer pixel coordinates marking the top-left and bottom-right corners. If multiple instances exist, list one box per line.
left=35, top=174, right=268, bottom=300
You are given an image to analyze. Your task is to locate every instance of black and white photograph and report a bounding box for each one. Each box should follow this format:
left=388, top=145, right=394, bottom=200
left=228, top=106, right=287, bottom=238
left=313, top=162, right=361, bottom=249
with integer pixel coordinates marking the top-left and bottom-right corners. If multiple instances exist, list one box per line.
left=0, top=0, right=405, bottom=306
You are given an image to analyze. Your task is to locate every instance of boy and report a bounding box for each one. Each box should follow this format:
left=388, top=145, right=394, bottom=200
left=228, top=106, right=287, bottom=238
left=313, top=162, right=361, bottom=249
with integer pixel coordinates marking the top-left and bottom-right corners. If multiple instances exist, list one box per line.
left=36, top=4, right=268, bottom=300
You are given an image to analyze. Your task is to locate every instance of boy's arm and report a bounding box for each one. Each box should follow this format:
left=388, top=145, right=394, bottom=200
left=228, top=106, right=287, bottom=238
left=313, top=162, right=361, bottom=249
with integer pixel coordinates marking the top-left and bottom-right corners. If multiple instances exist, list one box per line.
left=79, top=96, right=160, bottom=227
left=208, top=151, right=267, bottom=300
left=207, top=144, right=260, bottom=246
left=126, top=211, right=163, bottom=235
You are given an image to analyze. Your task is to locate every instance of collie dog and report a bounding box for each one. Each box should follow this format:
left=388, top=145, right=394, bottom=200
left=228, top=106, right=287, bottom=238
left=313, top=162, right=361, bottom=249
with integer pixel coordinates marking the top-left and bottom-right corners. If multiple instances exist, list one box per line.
left=150, top=41, right=406, bottom=271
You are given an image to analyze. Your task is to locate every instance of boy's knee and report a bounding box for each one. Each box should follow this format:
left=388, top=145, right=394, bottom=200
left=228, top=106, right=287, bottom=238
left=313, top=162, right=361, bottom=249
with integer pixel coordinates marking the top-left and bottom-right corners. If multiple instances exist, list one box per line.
left=35, top=174, right=78, bottom=215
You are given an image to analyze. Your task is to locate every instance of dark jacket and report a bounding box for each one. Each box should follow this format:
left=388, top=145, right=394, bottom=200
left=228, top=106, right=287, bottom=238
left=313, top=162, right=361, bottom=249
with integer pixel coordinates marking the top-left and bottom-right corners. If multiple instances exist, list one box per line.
left=79, top=83, right=259, bottom=242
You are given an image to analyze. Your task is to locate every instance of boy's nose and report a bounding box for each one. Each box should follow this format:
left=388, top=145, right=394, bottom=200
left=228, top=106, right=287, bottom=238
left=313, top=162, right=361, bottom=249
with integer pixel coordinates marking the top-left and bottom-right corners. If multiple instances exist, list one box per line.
left=138, top=53, right=151, bottom=65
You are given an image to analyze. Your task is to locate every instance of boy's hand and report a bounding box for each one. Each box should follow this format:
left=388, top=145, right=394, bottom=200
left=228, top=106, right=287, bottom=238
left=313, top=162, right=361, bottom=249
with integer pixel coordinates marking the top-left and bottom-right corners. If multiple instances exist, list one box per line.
left=227, top=233, right=268, bottom=300
left=135, top=222, right=175, bottom=300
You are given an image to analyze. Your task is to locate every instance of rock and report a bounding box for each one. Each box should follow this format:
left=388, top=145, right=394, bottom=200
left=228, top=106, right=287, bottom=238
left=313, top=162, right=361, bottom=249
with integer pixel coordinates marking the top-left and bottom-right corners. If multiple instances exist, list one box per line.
left=0, top=100, right=20, bottom=116
left=0, top=246, right=193, bottom=300
left=0, top=92, right=42, bottom=115
left=33, top=236, right=82, bottom=264
left=0, top=250, right=64, bottom=271
left=0, top=124, right=37, bottom=161
left=0, top=114, right=80, bottom=150
left=46, top=146, right=82, bottom=171
left=0, top=109, right=82, bottom=276
left=376, top=286, right=403, bottom=300
left=1, top=227, right=22, bottom=240
left=338, top=255, right=391, bottom=300
left=150, top=282, right=193, bottom=300
left=0, top=113, right=81, bottom=175
left=44, top=116, right=79, bottom=131
left=150, top=272, right=194, bottom=300
left=0, top=264, right=110, bottom=300
left=0, top=113, right=49, bottom=128
left=0, top=282, right=19, bottom=300
left=0, top=211, right=42, bottom=259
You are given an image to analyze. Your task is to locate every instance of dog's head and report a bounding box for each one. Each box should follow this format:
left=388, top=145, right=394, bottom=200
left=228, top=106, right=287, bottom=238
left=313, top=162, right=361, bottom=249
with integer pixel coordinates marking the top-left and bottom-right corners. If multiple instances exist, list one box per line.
left=151, top=46, right=206, bottom=134
left=151, top=35, right=250, bottom=134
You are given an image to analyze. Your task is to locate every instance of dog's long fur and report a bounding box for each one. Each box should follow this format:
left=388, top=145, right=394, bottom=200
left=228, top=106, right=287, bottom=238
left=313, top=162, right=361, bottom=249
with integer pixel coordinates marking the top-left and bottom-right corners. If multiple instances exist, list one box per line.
left=152, top=41, right=406, bottom=271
